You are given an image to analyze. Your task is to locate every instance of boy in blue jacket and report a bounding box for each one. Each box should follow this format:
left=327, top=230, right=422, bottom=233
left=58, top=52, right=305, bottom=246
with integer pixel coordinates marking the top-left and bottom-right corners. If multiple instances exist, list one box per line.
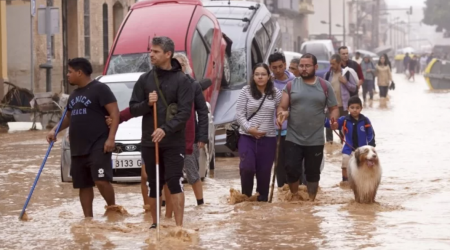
left=325, top=96, right=375, bottom=182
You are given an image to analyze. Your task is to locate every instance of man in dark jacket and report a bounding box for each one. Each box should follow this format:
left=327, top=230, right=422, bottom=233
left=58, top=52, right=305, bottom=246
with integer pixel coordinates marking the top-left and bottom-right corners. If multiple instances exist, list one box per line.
left=129, top=36, right=194, bottom=228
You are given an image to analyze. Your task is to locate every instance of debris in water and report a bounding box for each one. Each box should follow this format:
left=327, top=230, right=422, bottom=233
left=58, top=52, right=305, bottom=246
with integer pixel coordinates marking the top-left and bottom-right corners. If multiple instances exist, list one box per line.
left=143, top=204, right=151, bottom=212
left=19, top=211, right=31, bottom=221
left=339, top=181, right=351, bottom=189
left=104, top=205, right=129, bottom=216
left=278, top=184, right=316, bottom=202
left=228, top=188, right=259, bottom=204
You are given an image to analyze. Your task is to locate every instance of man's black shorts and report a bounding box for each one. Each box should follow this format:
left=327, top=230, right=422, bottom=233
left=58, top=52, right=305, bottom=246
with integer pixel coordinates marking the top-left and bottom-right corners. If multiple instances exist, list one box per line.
left=141, top=146, right=185, bottom=198
left=70, top=149, right=113, bottom=189
left=284, top=140, right=324, bottom=183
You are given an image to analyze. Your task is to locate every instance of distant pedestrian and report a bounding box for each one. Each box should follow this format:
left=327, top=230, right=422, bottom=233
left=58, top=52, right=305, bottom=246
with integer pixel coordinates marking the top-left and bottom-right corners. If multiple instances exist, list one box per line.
left=288, top=57, right=301, bottom=77
left=46, top=58, right=120, bottom=218
left=268, top=52, right=295, bottom=188
left=360, top=55, right=376, bottom=103
left=339, top=46, right=364, bottom=96
left=375, top=55, right=393, bottom=103
left=323, top=54, right=357, bottom=144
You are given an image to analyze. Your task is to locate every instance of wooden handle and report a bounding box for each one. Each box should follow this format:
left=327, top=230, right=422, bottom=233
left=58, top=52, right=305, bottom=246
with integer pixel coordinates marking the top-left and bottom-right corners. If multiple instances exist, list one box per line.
left=153, top=103, right=159, bottom=163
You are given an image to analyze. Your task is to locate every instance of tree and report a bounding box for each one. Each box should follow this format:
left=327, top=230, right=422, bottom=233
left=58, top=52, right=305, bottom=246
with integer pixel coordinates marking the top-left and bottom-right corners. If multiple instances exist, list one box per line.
left=423, top=0, right=450, bottom=32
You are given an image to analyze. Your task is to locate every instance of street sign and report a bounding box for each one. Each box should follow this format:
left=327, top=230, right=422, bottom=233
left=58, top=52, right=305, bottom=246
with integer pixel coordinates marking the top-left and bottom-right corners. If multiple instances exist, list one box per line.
left=37, top=7, right=60, bottom=35
left=31, top=0, right=36, bottom=17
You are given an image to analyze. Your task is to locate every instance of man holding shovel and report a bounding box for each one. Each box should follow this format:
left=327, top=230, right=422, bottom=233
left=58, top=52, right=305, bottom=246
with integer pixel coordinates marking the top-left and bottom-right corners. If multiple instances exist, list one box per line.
left=129, top=36, right=193, bottom=229
left=46, top=58, right=120, bottom=217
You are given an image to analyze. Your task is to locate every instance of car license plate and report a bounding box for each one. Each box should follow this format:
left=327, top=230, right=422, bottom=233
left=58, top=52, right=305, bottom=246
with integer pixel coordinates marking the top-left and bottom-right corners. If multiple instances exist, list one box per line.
left=113, top=158, right=142, bottom=168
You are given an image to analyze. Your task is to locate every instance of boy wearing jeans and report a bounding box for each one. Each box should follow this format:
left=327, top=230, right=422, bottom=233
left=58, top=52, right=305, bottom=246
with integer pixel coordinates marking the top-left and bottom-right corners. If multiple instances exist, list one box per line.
left=325, top=96, right=375, bottom=182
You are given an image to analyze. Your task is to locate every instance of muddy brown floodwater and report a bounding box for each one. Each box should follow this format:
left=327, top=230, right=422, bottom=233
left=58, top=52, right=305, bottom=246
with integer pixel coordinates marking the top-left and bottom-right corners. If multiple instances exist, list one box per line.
left=1, top=74, right=450, bottom=250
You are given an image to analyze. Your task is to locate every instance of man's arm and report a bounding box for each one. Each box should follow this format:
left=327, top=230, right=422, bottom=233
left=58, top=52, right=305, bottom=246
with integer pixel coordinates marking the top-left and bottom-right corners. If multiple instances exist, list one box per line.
left=129, top=74, right=152, bottom=117
left=194, top=83, right=209, bottom=143
left=56, top=111, right=71, bottom=132
left=160, top=76, right=194, bottom=135
left=277, top=91, right=290, bottom=114
left=105, top=102, right=120, bottom=141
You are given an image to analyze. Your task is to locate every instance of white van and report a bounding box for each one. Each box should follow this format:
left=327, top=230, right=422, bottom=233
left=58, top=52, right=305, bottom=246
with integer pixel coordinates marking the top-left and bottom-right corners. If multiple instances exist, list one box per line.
left=300, top=40, right=335, bottom=61
left=283, top=51, right=303, bottom=64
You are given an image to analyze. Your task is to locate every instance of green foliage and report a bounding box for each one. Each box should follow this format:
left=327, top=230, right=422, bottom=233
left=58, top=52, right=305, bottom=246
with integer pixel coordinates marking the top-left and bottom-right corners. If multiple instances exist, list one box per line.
left=423, top=0, right=450, bottom=31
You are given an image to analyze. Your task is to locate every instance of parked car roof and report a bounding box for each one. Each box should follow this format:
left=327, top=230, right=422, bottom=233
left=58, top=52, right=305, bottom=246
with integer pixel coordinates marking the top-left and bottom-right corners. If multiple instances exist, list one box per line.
left=114, top=3, right=197, bottom=55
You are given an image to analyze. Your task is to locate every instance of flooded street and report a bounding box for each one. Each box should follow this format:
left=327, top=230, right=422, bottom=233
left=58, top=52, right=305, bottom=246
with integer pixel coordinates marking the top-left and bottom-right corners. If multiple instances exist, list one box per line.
left=1, top=74, right=450, bottom=250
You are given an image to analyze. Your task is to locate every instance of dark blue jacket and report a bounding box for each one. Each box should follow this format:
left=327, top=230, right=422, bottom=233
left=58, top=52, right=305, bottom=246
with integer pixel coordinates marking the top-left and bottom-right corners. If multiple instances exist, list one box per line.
left=325, top=114, right=375, bottom=155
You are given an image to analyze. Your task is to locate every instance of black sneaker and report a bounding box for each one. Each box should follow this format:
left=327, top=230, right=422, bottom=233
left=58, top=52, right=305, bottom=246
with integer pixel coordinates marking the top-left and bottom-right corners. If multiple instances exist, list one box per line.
left=149, top=223, right=157, bottom=229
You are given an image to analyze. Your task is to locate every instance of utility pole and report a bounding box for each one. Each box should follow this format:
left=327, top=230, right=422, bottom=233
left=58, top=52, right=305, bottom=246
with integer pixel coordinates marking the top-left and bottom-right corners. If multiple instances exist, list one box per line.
left=355, top=0, right=359, bottom=49
left=343, top=0, right=346, bottom=45
left=375, top=0, right=380, bottom=48
left=328, top=0, right=332, bottom=39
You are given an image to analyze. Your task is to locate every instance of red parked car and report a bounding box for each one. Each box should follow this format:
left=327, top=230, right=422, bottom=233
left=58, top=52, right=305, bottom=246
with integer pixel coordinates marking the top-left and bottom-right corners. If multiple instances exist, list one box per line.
left=103, top=0, right=231, bottom=114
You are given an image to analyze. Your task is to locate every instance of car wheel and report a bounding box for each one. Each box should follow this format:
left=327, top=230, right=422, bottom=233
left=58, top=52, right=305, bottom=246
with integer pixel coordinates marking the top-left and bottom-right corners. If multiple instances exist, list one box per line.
left=60, top=163, right=71, bottom=182
left=221, top=55, right=231, bottom=87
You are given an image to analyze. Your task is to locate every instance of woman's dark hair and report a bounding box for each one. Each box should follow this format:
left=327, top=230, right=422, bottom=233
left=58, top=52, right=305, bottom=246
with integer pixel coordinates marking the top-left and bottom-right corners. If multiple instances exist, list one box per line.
left=378, top=54, right=389, bottom=67
left=381, top=53, right=392, bottom=69
left=250, top=63, right=276, bottom=100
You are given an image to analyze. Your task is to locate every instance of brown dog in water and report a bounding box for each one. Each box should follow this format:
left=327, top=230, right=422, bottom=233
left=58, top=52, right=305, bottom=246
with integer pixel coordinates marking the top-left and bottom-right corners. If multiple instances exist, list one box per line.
left=348, top=145, right=382, bottom=204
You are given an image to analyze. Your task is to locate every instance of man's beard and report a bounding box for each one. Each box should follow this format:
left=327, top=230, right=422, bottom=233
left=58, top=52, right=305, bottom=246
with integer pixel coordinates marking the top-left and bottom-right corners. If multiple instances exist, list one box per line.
left=69, top=82, right=76, bottom=86
left=301, top=70, right=316, bottom=80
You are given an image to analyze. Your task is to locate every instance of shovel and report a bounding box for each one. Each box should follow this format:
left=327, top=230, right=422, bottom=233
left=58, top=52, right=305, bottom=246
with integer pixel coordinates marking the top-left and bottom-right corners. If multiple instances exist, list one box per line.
left=19, top=108, right=68, bottom=220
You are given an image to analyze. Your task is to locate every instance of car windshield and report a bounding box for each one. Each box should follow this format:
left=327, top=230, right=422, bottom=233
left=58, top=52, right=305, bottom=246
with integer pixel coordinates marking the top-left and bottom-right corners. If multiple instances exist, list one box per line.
left=205, top=4, right=254, bottom=87
left=220, top=22, right=249, bottom=88
left=106, top=51, right=187, bottom=75
left=104, top=81, right=135, bottom=111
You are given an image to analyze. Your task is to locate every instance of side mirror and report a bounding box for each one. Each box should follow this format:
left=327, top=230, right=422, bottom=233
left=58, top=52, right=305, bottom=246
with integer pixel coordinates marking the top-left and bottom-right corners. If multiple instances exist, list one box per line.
left=199, top=78, right=212, bottom=91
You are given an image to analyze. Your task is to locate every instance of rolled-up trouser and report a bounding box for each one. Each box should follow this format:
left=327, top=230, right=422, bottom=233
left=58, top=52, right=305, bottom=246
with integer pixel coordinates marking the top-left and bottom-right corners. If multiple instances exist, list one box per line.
left=342, top=153, right=351, bottom=169
left=183, top=143, right=200, bottom=185
left=238, top=134, right=276, bottom=201
left=326, top=106, right=346, bottom=142
left=285, top=141, right=324, bottom=183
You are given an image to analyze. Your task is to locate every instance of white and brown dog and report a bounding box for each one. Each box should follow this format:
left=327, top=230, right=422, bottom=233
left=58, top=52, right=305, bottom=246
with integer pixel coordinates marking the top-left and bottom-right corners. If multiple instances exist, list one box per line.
left=348, top=145, right=382, bottom=204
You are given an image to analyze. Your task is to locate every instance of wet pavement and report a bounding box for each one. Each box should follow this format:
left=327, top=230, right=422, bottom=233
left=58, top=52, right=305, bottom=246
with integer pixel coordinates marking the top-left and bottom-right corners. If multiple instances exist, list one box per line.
left=1, top=74, right=450, bottom=250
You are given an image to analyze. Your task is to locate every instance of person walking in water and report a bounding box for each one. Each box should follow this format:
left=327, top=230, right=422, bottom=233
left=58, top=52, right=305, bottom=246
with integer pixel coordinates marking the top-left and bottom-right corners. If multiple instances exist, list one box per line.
left=323, top=54, right=357, bottom=144
left=375, top=54, right=393, bottom=107
left=130, top=36, right=194, bottom=228
left=268, top=52, right=295, bottom=188
left=46, top=58, right=120, bottom=218
left=277, top=53, right=339, bottom=201
left=360, top=55, right=376, bottom=105
left=235, top=63, right=282, bottom=202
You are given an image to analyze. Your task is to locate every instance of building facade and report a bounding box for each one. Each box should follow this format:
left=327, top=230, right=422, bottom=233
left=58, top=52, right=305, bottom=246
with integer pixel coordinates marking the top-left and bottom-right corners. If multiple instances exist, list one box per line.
left=0, top=0, right=136, bottom=98
left=308, top=0, right=387, bottom=51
